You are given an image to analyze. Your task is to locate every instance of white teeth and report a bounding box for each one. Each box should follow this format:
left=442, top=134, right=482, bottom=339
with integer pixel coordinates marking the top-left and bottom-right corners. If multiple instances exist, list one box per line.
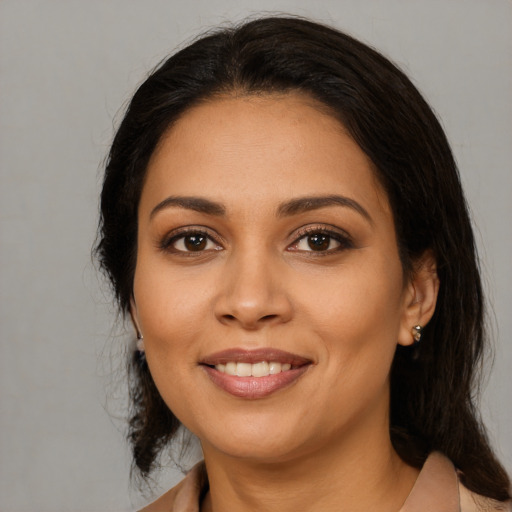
left=251, top=361, right=269, bottom=377
left=268, top=362, right=281, bottom=374
left=225, top=362, right=237, bottom=375
left=236, top=362, right=252, bottom=377
left=215, top=361, right=293, bottom=377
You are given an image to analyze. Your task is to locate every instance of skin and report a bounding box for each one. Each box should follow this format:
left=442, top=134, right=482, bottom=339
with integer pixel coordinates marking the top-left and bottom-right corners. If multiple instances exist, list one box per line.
left=132, top=93, right=439, bottom=512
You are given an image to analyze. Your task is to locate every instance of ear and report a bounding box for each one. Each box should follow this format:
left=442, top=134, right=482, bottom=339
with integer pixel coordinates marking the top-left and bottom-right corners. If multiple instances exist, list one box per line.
left=129, top=296, right=142, bottom=339
left=398, top=250, right=440, bottom=347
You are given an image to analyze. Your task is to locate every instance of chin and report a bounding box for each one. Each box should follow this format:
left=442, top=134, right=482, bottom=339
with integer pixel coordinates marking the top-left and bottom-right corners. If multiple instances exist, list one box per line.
left=203, top=437, right=308, bottom=464
left=195, top=412, right=320, bottom=463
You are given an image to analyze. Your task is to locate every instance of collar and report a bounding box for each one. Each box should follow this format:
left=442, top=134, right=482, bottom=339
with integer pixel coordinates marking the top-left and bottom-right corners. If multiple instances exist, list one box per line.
left=141, top=452, right=464, bottom=512
left=399, top=452, right=460, bottom=512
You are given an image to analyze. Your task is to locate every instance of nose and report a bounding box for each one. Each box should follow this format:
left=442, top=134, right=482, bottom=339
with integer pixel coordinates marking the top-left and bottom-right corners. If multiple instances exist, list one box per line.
left=213, top=249, right=293, bottom=330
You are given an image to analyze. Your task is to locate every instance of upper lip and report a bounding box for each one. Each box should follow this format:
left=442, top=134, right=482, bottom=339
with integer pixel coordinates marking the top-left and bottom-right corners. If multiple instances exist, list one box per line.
left=200, top=348, right=312, bottom=366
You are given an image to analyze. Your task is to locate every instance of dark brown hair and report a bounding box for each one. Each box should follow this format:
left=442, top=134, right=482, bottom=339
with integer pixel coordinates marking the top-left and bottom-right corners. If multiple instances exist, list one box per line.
left=96, top=16, right=510, bottom=500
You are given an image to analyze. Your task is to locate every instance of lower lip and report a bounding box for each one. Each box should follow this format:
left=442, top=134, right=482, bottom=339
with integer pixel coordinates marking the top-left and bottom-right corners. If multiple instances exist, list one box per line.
left=202, top=365, right=311, bottom=399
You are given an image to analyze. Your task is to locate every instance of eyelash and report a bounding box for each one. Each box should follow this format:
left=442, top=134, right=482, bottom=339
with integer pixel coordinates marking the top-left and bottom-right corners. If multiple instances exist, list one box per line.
left=159, top=225, right=353, bottom=256
left=159, top=227, right=220, bottom=255
left=289, top=226, right=353, bottom=255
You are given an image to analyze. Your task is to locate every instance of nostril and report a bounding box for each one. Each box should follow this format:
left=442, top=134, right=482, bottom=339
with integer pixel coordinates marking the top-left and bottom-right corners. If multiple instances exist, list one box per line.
left=220, top=313, right=279, bottom=327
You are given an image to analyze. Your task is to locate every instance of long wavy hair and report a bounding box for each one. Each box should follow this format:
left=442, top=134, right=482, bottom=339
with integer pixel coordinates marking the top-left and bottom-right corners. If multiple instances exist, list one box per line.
left=96, top=16, right=511, bottom=500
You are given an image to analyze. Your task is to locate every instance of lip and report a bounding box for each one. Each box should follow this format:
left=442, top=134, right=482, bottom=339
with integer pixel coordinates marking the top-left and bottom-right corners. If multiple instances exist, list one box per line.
left=200, top=348, right=312, bottom=399
left=200, top=348, right=311, bottom=366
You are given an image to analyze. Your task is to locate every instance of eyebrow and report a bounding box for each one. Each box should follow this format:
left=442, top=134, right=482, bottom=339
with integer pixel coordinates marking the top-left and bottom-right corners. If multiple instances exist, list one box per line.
left=150, top=196, right=226, bottom=219
left=277, top=195, right=373, bottom=223
left=150, top=194, right=372, bottom=223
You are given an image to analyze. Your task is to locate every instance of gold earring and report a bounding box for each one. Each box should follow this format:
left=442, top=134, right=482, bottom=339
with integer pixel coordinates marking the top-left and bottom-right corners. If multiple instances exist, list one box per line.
left=412, top=325, right=423, bottom=343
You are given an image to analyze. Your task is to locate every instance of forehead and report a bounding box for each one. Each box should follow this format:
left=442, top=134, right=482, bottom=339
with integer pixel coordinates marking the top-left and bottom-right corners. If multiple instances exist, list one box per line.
left=141, top=92, right=390, bottom=217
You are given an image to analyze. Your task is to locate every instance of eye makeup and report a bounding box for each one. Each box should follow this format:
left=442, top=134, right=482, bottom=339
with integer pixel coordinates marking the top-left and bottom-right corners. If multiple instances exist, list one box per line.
left=156, top=222, right=354, bottom=258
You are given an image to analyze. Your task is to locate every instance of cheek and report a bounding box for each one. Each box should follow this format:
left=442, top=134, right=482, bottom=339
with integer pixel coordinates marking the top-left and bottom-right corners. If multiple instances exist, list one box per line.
left=313, top=260, right=403, bottom=324
left=132, top=258, right=212, bottom=376
left=133, top=264, right=207, bottom=421
left=135, top=253, right=205, bottom=324
left=311, top=274, right=403, bottom=419
left=301, top=257, right=405, bottom=370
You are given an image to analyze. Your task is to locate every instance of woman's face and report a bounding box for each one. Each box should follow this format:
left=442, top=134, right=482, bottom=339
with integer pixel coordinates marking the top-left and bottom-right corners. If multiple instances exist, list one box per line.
left=132, top=93, right=423, bottom=462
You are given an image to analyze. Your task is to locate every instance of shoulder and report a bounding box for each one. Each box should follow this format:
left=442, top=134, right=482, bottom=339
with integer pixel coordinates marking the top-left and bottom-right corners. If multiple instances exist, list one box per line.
left=138, top=462, right=207, bottom=512
left=404, top=452, right=510, bottom=512
left=139, top=482, right=181, bottom=512
left=459, top=481, right=512, bottom=512
left=138, top=456, right=512, bottom=512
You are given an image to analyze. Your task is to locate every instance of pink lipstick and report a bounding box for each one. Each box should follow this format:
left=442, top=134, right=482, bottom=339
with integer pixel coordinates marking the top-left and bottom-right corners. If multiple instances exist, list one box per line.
left=200, top=348, right=312, bottom=399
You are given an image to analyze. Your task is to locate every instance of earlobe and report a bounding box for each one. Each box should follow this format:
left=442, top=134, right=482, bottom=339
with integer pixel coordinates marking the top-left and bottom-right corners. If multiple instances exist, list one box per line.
left=398, top=250, right=440, bottom=347
left=129, top=297, right=145, bottom=352
left=129, top=297, right=143, bottom=339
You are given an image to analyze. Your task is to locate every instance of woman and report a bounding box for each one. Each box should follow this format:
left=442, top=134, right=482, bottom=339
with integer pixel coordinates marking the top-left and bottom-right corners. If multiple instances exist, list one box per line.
left=96, top=17, right=511, bottom=511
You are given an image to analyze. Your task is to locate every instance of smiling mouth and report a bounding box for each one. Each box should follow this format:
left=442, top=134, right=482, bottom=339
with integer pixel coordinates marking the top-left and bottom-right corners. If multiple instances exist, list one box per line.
left=213, top=361, right=293, bottom=377
left=200, top=348, right=312, bottom=399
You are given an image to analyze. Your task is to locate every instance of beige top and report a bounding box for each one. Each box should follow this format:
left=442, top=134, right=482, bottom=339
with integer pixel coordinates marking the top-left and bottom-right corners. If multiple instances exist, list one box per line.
left=140, top=452, right=511, bottom=512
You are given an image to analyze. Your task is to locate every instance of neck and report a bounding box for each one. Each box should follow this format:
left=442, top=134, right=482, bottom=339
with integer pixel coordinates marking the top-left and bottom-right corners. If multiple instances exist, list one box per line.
left=200, top=421, right=419, bottom=512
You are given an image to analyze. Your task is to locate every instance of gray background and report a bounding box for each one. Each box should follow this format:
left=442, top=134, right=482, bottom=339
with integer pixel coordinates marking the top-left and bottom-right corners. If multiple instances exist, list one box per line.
left=0, top=1, right=510, bottom=510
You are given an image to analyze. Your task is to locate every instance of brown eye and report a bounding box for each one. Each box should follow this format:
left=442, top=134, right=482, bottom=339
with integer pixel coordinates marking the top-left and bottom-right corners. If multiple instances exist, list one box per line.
left=289, top=228, right=351, bottom=254
left=307, top=233, right=331, bottom=251
left=183, top=234, right=207, bottom=251
left=167, top=232, right=219, bottom=253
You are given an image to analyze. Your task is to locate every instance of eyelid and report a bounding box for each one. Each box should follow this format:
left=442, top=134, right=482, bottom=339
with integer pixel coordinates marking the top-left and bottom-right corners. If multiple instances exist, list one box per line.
left=158, top=225, right=224, bottom=253
left=157, top=223, right=353, bottom=254
left=287, top=224, right=354, bottom=252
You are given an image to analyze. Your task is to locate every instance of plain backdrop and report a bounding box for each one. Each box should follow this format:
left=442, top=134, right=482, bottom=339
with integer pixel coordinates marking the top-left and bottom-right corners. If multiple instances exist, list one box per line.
left=0, top=1, right=511, bottom=510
